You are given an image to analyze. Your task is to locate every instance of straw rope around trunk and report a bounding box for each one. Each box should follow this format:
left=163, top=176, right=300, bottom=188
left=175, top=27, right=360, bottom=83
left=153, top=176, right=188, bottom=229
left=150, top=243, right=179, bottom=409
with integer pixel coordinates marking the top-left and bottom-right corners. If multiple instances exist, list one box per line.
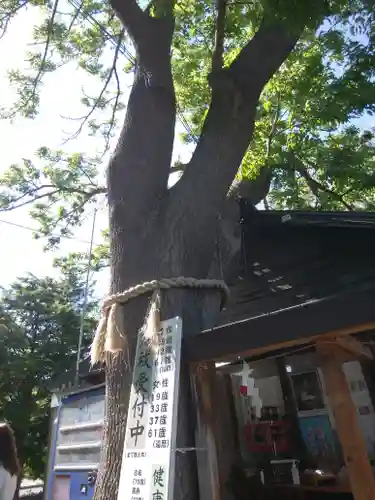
left=90, top=277, right=230, bottom=365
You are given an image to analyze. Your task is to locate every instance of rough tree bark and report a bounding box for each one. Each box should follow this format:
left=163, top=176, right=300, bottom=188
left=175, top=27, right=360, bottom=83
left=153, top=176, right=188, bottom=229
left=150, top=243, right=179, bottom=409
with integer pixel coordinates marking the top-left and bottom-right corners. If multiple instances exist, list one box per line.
left=93, top=2, right=313, bottom=499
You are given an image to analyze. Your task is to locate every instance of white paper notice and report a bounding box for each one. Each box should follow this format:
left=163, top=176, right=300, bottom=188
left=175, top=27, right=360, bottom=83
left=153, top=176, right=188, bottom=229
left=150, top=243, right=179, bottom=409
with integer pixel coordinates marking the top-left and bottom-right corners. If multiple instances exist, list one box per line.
left=117, top=317, right=182, bottom=500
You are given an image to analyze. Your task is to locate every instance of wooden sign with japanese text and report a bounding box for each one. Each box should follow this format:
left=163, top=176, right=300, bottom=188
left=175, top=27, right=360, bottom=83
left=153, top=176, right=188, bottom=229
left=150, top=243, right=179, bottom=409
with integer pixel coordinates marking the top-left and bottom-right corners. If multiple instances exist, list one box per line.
left=117, top=317, right=182, bottom=500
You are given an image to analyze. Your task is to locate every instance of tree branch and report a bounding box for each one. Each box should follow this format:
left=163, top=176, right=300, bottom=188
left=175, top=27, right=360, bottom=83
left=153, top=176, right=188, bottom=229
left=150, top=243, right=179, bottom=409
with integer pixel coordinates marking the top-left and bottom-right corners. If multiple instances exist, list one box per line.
left=266, top=93, right=281, bottom=159
left=173, top=16, right=305, bottom=239
left=212, top=0, right=227, bottom=73
left=292, top=155, right=354, bottom=210
left=228, top=168, right=272, bottom=206
left=6, top=0, right=59, bottom=119
left=62, top=30, right=124, bottom=153
left=0, top=184, right=106, bottom=212
left=229, top=17, right=303, bottom=94
left=109, top=0, right=148, bottom=42
left=0, top=190, right=61, bottom=212
left=0, top=0, right=29, bottom=40
left=105, top=62, right=122, bottom=156
left=273, top=155, right=355, bottom=211
left=67, top=0, right=82, bottom=32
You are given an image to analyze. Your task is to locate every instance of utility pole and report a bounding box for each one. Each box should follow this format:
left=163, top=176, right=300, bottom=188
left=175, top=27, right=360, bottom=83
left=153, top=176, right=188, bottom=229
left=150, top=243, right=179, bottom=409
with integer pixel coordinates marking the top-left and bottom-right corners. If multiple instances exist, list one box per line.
left=75, top=208, right=97, bottom=386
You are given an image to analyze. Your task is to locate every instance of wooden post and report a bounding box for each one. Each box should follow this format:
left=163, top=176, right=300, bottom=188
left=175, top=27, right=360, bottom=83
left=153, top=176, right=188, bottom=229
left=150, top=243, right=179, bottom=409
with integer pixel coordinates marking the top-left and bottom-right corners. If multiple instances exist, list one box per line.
left=223, top=372, right=241, bottom=452
left=190, top=362, right=240, bottom=500
left=215, top=370, right=241, bottom=486
left=276, top=357, right=310, bottom=467
left=316, top=341, right=375, bottom=500
left=359, top=342, right=375, bottom=414
left=191, top=362, right=221, bottom=500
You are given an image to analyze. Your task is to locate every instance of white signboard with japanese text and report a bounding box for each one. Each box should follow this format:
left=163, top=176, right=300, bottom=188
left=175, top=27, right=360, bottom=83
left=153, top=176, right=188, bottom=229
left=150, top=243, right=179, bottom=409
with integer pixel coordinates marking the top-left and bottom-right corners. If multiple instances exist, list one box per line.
left=117, top=316, right=182, bottom=500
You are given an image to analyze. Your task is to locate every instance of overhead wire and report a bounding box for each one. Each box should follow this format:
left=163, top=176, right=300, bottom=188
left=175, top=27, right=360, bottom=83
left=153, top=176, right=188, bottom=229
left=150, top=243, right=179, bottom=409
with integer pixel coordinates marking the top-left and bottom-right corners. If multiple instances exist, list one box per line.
left=75, top=208, right=97, bottom=384
left=0, top=218, right=96, bottom=245
left=67, top=0, right=135, bottom=64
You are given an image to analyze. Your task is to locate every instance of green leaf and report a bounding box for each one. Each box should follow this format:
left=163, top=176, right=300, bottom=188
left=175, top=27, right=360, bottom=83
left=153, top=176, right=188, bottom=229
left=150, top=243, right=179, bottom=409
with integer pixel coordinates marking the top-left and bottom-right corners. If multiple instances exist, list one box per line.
left=0, top=262, right=98, bottom=476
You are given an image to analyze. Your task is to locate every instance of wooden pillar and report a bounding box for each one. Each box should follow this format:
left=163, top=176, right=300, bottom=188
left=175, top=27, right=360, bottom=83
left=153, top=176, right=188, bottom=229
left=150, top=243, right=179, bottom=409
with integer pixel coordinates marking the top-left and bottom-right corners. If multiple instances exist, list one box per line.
left=215, top=371, right=242, bottom=486
left=276, top=357, right=310, bottom=467
left=191, top=362, right=220, bottom=500
left=190, top=362, right=240, bottom=500
left=359, top=342, right=375, bottom=413
left=223, top=373, right=241, bottom=452
left=316, top=341, right=375, bottom=500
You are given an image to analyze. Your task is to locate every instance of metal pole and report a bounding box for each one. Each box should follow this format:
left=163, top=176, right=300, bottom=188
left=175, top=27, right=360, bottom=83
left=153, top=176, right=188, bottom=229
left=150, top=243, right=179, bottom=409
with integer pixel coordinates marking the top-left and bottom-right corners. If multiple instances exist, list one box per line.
left=75, top=208, right=97, bottom=386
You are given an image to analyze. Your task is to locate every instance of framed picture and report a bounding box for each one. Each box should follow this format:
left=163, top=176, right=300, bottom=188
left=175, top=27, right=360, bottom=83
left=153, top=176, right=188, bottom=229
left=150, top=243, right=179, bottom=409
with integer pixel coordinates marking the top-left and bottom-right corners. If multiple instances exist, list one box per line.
left=299, top=414, right=336, bottom=459
left=291, top=371, right=325, bottom=412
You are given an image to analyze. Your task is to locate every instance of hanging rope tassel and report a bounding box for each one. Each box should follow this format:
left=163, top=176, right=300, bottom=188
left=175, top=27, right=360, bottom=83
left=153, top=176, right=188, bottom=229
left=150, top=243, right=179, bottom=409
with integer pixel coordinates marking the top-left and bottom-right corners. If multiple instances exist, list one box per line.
left=90, top=304, right=127, bottom=364
left=91, top=312, right=108, bottom=364
left=105, top=303, right=127, bottom=354
left=143, top=289, right=161, bottom=349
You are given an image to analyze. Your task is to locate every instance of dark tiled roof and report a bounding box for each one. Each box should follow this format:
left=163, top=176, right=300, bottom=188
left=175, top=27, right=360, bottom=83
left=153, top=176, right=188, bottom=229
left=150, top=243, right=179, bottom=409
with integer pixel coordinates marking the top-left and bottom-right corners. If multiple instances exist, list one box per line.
left=51, top=208, right=375, bottom=387
left=218, top=206, right=375, bottom=326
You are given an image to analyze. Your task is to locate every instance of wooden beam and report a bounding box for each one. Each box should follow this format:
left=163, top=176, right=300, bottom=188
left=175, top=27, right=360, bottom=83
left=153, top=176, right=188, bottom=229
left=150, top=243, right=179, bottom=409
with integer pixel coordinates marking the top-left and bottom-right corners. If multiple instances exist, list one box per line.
left=333, top=336, right=373, bottom=362
left=316, top=341, right=375, bottom=500
left=188, top=320, right=375, bottom=366
left=184, top=291, right=375, bottom=363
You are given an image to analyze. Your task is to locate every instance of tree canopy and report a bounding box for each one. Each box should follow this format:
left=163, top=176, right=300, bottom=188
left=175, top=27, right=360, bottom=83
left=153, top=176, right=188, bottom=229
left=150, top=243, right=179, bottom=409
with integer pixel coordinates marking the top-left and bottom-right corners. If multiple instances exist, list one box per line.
left=0, top=255, right=98, bottom=478
left=0, top=0, right=374, bottom=246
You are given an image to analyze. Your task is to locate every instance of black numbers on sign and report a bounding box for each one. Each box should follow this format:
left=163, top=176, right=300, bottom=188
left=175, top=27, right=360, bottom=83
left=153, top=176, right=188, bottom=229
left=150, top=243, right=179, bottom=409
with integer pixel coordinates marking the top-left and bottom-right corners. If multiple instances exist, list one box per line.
left=148, top=428, right=160, bottom=438
left=149, top=416, right=159, bottom=425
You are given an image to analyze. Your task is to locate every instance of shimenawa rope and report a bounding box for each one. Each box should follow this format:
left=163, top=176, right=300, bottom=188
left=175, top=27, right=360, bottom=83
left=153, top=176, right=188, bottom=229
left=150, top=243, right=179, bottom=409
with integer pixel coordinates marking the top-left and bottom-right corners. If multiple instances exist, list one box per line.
left=90, top=277, right=230, bottom=365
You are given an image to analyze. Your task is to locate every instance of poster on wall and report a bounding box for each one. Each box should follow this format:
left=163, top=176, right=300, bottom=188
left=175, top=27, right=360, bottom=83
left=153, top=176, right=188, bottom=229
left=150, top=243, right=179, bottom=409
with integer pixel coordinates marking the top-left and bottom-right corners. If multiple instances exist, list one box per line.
left=117, top=317, right=182, bottom=500
left=291, top=371, right=325, bottom=412
left=299, top=414, right=337, bottom=461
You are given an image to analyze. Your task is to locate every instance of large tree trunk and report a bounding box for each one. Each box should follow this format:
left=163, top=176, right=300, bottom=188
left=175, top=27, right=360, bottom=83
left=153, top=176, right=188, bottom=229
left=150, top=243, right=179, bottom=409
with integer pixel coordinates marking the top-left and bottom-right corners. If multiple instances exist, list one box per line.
left=93, top=2, right=313, bottom=499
